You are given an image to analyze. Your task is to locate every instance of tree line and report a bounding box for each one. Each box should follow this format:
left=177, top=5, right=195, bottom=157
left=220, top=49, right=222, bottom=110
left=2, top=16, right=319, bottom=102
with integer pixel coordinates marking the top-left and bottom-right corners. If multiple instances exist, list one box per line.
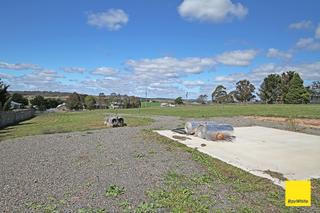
left=0, top=79, right=141, bottom=111
left=210, top=71, right=318, bottom=104
left=65, top=92, right=141, bottom=110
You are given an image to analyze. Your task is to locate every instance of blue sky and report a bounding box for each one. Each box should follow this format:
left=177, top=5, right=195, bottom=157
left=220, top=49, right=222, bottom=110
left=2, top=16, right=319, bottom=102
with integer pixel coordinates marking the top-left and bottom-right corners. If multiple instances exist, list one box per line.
left=0, top=0, right=319, bottom=98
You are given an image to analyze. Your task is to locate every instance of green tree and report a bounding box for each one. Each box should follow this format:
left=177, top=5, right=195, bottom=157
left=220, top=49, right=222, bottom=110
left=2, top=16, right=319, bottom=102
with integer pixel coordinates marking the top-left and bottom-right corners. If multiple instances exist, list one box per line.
left=45, top=98, right=63, bottom=109
left=66, top=92, right=83, bottom=110
left=11, top=93, right=29, bottom=106
left=84, top=95, right=96, bottom=110
left=225, top=91, right=235, bottom=103
left=30, top=95, right=47, bottom=111
left=234, top=80, right=255, bottom=103
left=212, top=85, right=227, bottom=103
left=129, top=96, right=141, bottom=108
left=284, top=73, right=310, bottom=104
left=197, top=94, right=208, bottom=104
left=259, top=74, right=282, bottom=104
left=280, top=71, right=295, bottom=102
left=174, top=97, right=183, bottom=105
left=0, top=79, right=11, bottom=111
left=96, top=93, right=107, bottom=109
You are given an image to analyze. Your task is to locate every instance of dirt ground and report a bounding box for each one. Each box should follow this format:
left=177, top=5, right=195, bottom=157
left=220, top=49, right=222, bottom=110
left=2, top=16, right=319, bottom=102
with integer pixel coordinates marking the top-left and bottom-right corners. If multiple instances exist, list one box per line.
left=245, top=116, right=320, bottom=129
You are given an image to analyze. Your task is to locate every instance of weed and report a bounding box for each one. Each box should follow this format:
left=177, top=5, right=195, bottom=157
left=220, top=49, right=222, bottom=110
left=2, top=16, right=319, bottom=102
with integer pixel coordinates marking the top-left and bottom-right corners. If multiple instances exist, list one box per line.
left=119, top=200, right=133, bottom=212
left=135, top=153, right=145, bottom=159
left=191, top=174, right=212, bottom=185
left=147, top=187, right=209, bottom=212
left=78, top=208, right=106, bottom=213
left=26, top=202, right=58, bottom=213
left=148, top=149, right=156, bottom=155
left=105, top=185, right=126, bottom=197
left=85, top=181, right=93, bottom=188
left=118, top=200, right=130, bottom=208
left=287, top=117, right=299, bottom=131
left=135, top=202, right=157, bottom=213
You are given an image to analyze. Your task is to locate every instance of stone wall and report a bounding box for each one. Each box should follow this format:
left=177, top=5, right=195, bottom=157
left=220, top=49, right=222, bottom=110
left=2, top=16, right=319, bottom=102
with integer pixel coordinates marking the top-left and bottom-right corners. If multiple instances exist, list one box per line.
left=0, top=109, right=35, bottom=128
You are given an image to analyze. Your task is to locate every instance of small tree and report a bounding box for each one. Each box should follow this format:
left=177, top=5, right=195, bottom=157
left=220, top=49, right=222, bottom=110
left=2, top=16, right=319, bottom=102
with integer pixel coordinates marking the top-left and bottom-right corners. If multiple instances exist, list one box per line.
left=197, top=94, right=208, bottom=104
left=174, top=97, right=183, bottom=105
left=45, top=98, right=63, bottom=108
left=84, top=96, right=96, bottom=110
left=284, top=73, right=310, bottom=104
left=12, top=93, right=29, bottom=106
left=259, top=74, right=282, bottom=104
left=0, top=79, right=11, bottom=111
left=212, top=85, right=227, bottom=103
left=30, top=95, right=47, bottom=111
left=234, top=80, right=255, bottom=103
left=129, top=96, right=141, bottom=108
left=66, top=92, right=83, bottom=110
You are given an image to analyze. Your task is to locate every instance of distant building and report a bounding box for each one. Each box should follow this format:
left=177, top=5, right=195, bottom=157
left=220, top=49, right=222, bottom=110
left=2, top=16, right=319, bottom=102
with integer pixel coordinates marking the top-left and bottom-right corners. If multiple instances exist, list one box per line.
left=10, top=101, right=22, bottom=109
left=160, top=103, right=168, bottom=107
left=160, top=103, right=176, bottom=107
left=310, top=94, right=320, bottom=104
left=56, top=103, right=68, bottom=111
left=110, top=102, right=124, bottom=109
left=94, top=103, right=108, bottom=109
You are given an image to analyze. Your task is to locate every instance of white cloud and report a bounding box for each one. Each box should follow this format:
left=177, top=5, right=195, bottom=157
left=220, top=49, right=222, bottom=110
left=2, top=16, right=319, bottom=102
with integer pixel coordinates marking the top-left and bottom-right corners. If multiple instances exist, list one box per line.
left=315, top=23, right=320, bottom=39
left=296, top=37, right=320, bottom=51
left=215, top=49, right=258, bottom=66
left=178, top=0, right=248, bottom=23
left=0, top=72, right=13, bottom=79
left=87, top=9, right=128, bottom=31
left=0, top=61, right=41, bottom=70
left=127, top=56, right=215, bottom=77
left=214, top=62, right=320, bottom=89
left=6, top=69, right=66, bottom=91
left=20, top=70, right=64, bottom=83
left=266, top=48, right=292, bottom=60
left=92, top=67, right=118, bottom=76
left=289, top=20, right=312, bottom=30
left=62, top=67, right=86, bottom=73
left=121, top=56, right=216, bottom=97
left=183, top=80, right=206, bottom=88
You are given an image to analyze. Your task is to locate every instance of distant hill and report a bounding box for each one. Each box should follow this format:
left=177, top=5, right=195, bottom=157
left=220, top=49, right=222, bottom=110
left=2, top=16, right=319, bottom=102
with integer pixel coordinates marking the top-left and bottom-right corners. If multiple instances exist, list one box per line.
left=9, top=90, right=178, bottom=101
left=8, top=90, right=74, bottom=100
left=9, top=90, right=73, bottom=97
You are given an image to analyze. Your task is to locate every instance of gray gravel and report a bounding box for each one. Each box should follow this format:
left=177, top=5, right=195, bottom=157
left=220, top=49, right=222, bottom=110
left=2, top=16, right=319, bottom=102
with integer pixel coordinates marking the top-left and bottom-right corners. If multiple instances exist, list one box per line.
left=0, top=116, right=205, bottom=212
left=0, top=115, right=318, bottom=212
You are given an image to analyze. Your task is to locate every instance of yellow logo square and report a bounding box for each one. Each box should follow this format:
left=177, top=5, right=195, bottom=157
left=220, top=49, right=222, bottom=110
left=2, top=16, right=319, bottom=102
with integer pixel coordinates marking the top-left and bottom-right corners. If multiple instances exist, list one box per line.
left=285, top=180, right=311, bottom=206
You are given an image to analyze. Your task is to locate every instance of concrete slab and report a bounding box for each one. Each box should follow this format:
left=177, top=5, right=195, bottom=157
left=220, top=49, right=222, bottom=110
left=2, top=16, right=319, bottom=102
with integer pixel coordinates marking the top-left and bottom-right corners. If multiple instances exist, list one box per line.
left=155, top=126, right=320, bottom=188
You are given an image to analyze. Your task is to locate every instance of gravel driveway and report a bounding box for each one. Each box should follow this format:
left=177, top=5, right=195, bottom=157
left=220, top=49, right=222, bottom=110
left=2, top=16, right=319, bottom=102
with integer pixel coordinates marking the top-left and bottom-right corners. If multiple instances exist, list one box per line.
left=0, top=115, right=318, bottom=212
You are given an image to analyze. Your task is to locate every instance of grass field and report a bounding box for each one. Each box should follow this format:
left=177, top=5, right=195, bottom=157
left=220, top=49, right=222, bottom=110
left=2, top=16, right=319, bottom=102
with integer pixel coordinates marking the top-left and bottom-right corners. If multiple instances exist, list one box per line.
left=0, top=111, right=152, bottom=141
left=108, top=104, right=320, bottom=118
left=1, top=104, right=319, bottom=141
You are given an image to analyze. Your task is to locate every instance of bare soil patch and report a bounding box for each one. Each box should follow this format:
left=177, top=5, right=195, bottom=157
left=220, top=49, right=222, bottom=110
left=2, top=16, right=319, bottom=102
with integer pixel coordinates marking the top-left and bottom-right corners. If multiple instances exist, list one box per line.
left=245, top=116, right=320, bottom=129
